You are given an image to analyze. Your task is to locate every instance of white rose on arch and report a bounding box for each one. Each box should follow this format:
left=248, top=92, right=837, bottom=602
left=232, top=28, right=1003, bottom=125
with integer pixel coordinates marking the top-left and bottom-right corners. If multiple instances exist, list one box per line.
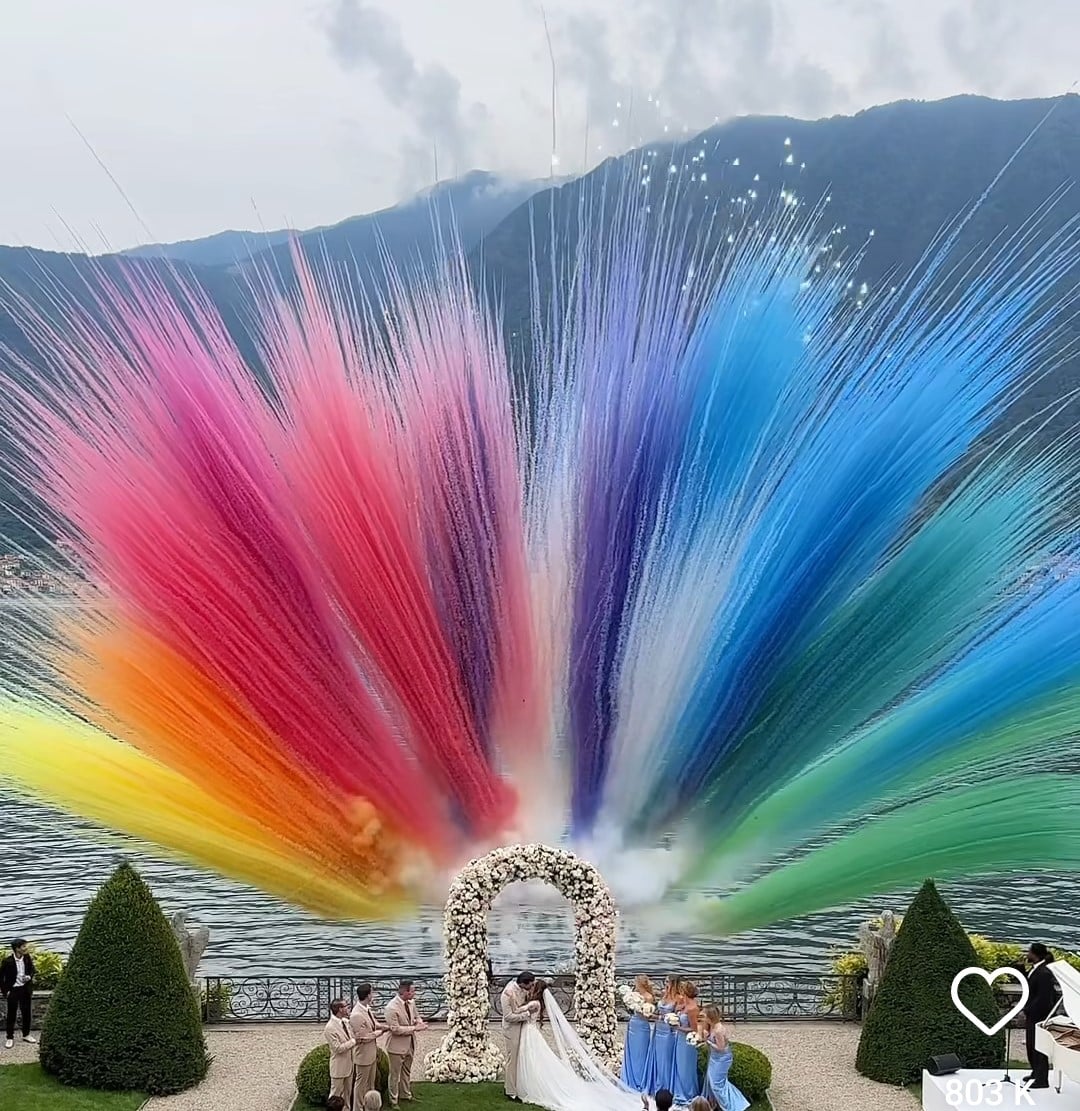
left=424, top=844, right=620, bottom=1081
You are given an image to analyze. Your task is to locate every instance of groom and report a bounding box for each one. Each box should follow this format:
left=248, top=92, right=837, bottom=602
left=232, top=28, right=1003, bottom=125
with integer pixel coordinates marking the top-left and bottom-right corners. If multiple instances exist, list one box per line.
left=501, top=971, right=539, bottom=1101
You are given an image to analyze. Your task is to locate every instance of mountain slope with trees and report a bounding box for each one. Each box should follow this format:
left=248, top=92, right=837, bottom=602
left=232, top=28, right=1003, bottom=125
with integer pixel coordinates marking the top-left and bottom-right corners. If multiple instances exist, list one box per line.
left=2, top=94, right=1079, bottom=548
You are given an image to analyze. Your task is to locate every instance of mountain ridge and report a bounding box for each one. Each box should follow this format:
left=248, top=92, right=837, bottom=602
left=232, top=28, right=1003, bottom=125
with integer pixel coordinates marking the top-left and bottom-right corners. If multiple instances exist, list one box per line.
left=111, top=170, right=549, bottom=271
left=2, top=93, right=1080, bottom=550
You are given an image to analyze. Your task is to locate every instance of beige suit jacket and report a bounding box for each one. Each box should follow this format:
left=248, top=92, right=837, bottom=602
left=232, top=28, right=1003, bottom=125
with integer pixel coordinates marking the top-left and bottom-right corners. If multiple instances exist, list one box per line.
left=324, top=1016, right=357, bottom=1079
left=500, top=981, right=535, bottom=1028
left=383, top=994, right=419, bottom=1056
left=349, top=1001, right=380, bottom=1066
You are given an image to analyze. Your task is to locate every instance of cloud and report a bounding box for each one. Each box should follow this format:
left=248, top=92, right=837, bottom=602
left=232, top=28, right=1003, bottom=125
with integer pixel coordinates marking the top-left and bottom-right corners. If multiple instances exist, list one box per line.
left=939, top=0, right=1022, bottom=94
left=324, top=0, right=490, bottom=189
left=786, top=60, right=845, bottom=118
left=551, top=0, right=847, bottom=154
left=327, top=0, right=417, bottom=90
left=839, top=0, right=922, bottom=100
left=554, top=11, right=626, bottom=155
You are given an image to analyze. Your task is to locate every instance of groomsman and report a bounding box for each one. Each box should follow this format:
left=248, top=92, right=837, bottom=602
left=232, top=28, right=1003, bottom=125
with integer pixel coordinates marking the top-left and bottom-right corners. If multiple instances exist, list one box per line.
left=350, top=982, right=385, bottom=1106
left=384, top=979, right=427, bottom=1106
left=324, top=999, right=357, bottom=1109
left=1, top=939, right=37, bottom=1050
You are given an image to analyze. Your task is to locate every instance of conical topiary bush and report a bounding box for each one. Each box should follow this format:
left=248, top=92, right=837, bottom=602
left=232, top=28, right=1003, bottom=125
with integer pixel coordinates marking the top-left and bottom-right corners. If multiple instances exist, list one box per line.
left=40, top=861, right=209, bottom=1094
left=856, top=878, right=1004, bottom=1085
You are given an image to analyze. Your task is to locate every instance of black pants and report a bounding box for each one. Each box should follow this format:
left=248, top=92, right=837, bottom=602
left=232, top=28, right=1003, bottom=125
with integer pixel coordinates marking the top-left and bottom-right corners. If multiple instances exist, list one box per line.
left=1026, top=1020, right=1050, bottom=1086
left=4, top=986, right=32, bottom=1039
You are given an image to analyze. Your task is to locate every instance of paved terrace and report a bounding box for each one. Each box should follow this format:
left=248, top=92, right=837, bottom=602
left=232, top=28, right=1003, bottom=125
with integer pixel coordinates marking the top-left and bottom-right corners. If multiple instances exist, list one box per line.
left=2, top=1020, right=914, bottom=1111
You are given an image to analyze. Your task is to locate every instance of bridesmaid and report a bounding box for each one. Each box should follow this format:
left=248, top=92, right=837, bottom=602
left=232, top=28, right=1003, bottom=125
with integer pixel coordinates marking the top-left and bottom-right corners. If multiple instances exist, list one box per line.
left=652, top=974, right=679, bottom=1093
left=619, top=975, right=656, bottom=1093
left=700, top=1005, right=749, bottom=1111
left=672, top=980, right=702, bottom=1103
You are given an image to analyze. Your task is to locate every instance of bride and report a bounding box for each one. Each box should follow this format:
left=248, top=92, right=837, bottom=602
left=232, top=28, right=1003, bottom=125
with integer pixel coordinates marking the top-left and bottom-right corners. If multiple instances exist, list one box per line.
left=515, top=981, right=654, bottom=1111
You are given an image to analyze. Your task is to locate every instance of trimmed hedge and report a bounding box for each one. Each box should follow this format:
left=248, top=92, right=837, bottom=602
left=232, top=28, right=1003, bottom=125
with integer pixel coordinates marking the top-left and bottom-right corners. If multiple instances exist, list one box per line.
left=40, top=862, right=209, bottom=1095
left=696, top=1041, right=772, bottom=1100
left=830, top=920, right=1080, bottom=985
left=856, top=879, right=1003, bottom=1085
left=295, top=1043, right=390, bottom=1106
left=827, top=925, right=1080, bottom=1017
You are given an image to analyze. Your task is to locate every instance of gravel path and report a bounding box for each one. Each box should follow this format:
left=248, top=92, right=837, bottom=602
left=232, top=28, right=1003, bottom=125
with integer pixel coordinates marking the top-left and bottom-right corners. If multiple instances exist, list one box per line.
left=0, top=1036, right=40, bottom=1065
left=1, top=1022, right=915, bottom=1111
left=732, top=1023, right=914, bottom=1111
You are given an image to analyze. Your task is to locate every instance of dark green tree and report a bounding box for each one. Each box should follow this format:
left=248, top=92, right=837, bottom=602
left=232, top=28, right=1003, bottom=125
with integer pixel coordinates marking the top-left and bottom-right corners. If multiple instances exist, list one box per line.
left=40, top=862, right=209, bottom=1094
left=857, top=878, right=1004, bottom=1085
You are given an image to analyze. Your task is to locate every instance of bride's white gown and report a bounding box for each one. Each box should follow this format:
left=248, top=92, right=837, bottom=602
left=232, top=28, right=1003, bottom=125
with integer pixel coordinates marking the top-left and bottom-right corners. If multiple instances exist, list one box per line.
left=515, top=990, right=648, bottom=1111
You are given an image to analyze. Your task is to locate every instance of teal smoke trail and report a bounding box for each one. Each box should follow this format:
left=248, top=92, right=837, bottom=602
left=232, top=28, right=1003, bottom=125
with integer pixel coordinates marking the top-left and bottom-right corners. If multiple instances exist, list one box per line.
left=702, top=776, right=1080, bottom=934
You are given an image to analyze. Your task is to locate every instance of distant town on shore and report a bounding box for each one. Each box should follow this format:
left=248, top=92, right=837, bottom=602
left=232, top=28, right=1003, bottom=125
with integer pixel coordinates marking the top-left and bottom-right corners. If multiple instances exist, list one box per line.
left=1, top=543, right=1078, bottom=600
left=0, top=542, right=83, bottom=596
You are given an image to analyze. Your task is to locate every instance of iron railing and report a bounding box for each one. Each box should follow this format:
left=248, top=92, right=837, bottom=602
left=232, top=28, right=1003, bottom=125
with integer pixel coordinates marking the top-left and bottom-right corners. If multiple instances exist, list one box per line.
left=200, top=971, right=862, bottom=1024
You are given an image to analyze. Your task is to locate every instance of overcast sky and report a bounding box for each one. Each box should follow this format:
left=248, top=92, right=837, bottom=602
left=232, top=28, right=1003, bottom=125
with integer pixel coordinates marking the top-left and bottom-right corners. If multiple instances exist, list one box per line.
left=1, top=0, right=1076, bottom=252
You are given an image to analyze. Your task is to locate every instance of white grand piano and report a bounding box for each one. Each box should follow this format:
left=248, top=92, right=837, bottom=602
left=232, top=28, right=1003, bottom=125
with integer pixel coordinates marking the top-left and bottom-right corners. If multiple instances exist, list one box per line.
left=1037, top=961, right=1080, bottom=1092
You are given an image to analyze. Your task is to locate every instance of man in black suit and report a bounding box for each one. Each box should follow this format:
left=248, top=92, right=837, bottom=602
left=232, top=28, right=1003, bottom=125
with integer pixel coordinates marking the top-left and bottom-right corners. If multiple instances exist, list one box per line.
left=1, top=938, right=37, bottom=1050
left=1023, top=942, right=1059, bottom=1089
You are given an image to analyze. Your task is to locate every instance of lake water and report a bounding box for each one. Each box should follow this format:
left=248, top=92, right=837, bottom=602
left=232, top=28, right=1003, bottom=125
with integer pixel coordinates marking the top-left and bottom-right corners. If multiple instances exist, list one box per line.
left=4, top=795, right=1078, bottom=978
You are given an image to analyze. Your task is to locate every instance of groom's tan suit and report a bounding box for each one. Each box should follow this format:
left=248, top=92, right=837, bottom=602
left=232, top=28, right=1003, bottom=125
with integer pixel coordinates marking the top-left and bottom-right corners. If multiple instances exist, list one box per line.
left=383, top=993, right=420, bottom=1105
left=349, top=999, right=381, bottom=1106
left=500, top=980, right=537, bottom=1099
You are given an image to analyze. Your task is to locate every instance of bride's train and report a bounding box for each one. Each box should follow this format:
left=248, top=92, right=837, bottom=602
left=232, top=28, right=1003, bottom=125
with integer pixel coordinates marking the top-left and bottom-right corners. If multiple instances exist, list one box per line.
left=516, top=990, right=654, bottom=1110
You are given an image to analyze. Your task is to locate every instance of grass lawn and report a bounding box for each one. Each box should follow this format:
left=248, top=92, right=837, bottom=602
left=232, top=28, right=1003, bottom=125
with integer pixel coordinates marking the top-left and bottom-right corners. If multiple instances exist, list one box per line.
left=291, top=1082, right=542, bottom=1109
left=0, top=1063, right=145, bottom=1110
left=290, top=1082, right=772, bottom=1109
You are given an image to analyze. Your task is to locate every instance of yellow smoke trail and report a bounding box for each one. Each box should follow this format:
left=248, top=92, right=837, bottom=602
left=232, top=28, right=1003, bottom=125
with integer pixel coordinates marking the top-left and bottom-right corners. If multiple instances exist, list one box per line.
left=0, top=702, right=410, bottom=920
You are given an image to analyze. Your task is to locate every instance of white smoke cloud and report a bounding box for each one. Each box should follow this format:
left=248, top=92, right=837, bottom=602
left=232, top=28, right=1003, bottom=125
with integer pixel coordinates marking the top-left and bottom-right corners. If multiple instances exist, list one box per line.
left=324, top=0, right=490, bottom=191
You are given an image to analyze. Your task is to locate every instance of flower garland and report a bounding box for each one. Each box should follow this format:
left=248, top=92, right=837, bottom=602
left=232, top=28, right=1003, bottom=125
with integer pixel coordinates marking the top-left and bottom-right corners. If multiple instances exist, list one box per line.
left=425, top=843, right=620, bottom=1083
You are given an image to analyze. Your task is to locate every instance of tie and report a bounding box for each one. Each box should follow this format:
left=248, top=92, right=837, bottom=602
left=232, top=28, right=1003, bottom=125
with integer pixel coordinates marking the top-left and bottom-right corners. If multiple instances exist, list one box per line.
left=341, top=1019, right=350, bottom=1039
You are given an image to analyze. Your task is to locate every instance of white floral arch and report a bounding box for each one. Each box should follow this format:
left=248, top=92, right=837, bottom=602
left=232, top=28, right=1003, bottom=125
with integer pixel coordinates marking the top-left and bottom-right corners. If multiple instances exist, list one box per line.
left=424, top=843, right=619, bottom=1083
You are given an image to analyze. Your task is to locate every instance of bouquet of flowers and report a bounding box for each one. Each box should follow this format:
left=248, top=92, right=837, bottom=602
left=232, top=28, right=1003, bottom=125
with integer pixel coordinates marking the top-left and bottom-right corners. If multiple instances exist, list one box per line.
left=664, top=1011, right=681, bottom=1026
left=640, top=1002, right=656, bottom=1018
left=618, top=984, right=645, bottom=1014
left=686, top=1032, right=703, bottom=1047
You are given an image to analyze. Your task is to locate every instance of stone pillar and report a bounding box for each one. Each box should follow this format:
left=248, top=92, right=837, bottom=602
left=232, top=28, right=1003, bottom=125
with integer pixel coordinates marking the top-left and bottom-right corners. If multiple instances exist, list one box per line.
left=170, top=911, right=210, bottom=984
left=859, top=910, right=898, bottom=998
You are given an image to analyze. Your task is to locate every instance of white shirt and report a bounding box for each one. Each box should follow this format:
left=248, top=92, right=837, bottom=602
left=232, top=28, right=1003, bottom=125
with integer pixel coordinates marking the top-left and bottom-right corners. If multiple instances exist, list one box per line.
left=14, top=955, right=29, bottom=987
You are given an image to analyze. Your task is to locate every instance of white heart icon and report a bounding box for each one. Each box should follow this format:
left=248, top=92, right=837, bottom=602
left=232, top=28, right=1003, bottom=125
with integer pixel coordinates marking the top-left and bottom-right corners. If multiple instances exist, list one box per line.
left=950, top=966, right=1029, bottom=1036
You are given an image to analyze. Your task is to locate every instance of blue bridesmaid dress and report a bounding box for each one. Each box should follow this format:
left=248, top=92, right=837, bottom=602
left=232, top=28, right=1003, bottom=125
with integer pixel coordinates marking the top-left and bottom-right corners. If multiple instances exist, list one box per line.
left=672, top=1011, right=702, bottom=1103
left=619, top=1009, right=655, bottom=1092
left=652, top=1002, right=677, bottom=1093
left=703, top=1036, right=750, bottom=1111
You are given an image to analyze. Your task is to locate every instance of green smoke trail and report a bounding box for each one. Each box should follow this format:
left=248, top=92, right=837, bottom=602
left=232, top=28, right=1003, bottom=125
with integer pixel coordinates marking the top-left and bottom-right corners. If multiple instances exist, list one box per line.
left=697, top=775, right=1080, bottom=935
